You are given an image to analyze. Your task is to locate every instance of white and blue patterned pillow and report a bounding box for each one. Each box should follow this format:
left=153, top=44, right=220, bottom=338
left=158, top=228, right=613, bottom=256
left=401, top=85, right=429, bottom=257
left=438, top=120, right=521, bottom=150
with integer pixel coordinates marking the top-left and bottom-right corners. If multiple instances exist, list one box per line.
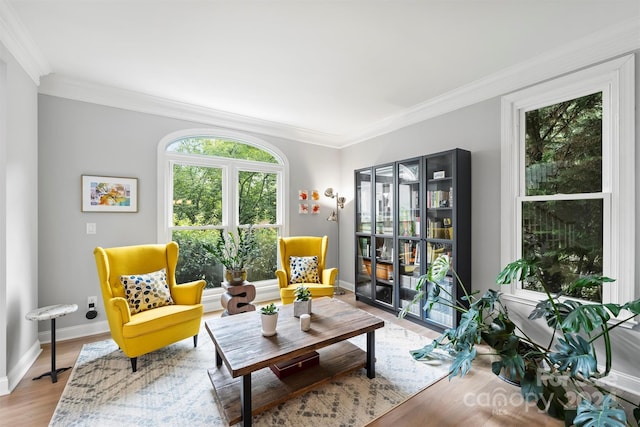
left=289, top=256, right=320, bottom=284
left=120, top=268, right=174, bottom=314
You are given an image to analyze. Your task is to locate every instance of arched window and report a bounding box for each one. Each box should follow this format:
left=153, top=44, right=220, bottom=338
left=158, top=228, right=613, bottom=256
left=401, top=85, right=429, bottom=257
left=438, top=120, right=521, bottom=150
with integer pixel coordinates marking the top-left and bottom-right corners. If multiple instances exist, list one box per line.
left=158, top=129, right=287, bottom=290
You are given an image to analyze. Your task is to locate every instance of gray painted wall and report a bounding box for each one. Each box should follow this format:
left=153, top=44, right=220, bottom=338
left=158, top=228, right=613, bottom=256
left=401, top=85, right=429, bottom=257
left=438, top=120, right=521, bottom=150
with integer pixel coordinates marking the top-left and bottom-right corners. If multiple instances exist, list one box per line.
left=37, top=95, right=340, bottom=332
left=0, top=41, right=39, bottom=393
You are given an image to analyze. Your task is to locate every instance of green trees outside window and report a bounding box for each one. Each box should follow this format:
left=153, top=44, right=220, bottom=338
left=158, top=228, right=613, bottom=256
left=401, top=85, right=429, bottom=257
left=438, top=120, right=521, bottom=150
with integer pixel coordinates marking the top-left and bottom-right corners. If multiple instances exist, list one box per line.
left=167, top=137, right=282, bottom=288
left=522, top=92, right=603, bottom=302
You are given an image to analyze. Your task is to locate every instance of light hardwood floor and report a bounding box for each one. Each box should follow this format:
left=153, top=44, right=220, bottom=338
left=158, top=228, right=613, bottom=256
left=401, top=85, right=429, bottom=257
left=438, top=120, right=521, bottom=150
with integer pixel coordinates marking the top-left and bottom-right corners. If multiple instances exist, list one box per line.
left=0, top=293, right=561, bottom=427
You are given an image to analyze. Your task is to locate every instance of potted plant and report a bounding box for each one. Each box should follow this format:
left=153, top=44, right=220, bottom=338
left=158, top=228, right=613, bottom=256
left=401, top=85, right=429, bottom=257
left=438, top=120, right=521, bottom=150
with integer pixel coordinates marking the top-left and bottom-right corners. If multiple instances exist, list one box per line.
left=203, top=226, right=257, bottom=285
left=293, top=285, right=312, bottom=318
left=400, top=254, right=640, bottom=426
left=260, top=302, right=279, bottom=337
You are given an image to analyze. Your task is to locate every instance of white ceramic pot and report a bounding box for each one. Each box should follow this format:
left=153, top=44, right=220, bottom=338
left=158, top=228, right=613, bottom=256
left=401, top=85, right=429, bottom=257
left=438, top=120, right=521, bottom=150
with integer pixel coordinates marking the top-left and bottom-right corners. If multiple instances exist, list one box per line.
left=261, top=312, right=278, bottom=336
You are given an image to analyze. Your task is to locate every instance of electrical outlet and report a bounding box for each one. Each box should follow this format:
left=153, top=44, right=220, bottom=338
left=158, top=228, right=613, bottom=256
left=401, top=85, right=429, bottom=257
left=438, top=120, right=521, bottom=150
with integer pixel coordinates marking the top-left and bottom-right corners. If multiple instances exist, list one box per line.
left=88, top=296, right=97, bottom=309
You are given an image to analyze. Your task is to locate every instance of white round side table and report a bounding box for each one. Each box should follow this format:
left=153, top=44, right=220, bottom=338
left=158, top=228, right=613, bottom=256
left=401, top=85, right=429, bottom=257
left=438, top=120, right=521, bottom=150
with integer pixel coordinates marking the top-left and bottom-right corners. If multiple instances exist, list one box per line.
left=25, top=303, right=78, bottom=383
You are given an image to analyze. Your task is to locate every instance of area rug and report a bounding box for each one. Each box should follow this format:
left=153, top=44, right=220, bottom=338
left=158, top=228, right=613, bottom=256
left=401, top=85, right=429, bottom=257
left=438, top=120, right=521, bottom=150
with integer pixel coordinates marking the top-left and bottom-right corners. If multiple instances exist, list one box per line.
left=50, top=323, right=450, bottom=426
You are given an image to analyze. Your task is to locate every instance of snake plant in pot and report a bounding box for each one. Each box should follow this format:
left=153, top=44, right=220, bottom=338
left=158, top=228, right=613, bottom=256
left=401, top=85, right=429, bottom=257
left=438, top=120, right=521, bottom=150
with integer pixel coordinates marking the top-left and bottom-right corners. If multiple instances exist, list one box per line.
left=400, top=254, right=640, bottom=426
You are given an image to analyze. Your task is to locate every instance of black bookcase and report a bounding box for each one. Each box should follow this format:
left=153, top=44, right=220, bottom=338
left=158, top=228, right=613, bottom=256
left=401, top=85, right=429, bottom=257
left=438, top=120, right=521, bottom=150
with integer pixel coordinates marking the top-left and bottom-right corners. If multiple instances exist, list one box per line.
left=354, top=148, right=471, bottom=330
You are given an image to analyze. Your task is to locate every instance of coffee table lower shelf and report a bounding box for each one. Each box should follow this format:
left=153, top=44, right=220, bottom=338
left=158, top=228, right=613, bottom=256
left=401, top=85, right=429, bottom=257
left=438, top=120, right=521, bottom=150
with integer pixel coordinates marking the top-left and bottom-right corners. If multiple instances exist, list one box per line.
left=208, top=340, right=367, bottom=425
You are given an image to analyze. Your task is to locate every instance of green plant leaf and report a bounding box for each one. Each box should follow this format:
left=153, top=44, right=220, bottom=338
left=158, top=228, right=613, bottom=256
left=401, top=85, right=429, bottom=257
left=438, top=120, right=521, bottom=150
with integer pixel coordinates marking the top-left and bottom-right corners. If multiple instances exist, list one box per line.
left=452, top=309, right=481, bottom=349
left=573, top=395, right=626, bottom=427
left=481, top=316, right=517, bottom=350
left=549, top=334, right=597, bottom=379
left=528, top=298, right=579, bottom=329
left=561, top=304, right=611, bottom=334
left=409, top=335, right=451, bottom=361
left=622, top=298, right=640, bottom=315
left=427, top=254, right=451, bottom=283
left=449, top=347, right=476, bottom=379
left=520, top=368, right=544, bottom=402
left=536, top=382, right=569, bottom=420
left=469, top=289, right=502, bottom=313
left=568, top=275, right=615, bottom=293
left=495, top=258, right=536, bottom=285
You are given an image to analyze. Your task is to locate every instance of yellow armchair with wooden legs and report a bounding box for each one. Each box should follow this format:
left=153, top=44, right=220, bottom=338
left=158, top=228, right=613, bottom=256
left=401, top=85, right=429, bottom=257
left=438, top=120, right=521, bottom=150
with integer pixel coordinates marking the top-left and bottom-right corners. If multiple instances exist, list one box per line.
left=276, top=236, right=338, bottom=304
left=93, top=242, right=205, bottom=372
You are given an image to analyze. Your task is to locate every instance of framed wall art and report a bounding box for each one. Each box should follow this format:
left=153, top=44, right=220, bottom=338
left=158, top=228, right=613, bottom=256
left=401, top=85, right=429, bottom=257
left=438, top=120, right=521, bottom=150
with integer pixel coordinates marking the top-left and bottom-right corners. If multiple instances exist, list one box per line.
left=81, top=175, right=138, bottom=212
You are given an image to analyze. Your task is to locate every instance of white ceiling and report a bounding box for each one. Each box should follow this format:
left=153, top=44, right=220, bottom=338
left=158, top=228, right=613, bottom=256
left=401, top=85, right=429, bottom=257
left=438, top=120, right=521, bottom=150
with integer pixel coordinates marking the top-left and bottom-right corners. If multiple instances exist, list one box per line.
left=5, top=0, right=640, bottom=147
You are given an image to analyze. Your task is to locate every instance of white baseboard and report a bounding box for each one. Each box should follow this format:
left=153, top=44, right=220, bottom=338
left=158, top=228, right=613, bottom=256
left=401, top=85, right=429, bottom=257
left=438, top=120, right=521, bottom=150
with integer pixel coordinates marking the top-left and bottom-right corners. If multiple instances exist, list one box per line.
left=598, top=368, right=640, bottom=398
left=2, top=339, right=42, bottom=394
left=0, top=376, right=8, bottom=396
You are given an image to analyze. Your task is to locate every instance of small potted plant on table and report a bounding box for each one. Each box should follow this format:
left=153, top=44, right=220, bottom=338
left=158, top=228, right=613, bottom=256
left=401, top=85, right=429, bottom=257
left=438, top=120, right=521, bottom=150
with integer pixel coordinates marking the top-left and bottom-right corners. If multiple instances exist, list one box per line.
left=260, top=303, right=279, bottom=337
left=293, top=285, right=312, bottom=318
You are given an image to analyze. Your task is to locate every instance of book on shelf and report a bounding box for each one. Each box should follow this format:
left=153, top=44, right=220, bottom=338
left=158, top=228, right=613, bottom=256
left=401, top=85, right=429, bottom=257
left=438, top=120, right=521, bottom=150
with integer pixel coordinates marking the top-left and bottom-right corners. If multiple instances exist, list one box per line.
left=426, top=190, right=450, bottom=208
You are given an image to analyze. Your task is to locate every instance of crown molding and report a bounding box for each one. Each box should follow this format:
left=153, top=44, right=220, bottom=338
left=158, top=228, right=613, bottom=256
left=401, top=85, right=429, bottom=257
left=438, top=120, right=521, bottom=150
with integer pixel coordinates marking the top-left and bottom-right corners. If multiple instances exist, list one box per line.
left=38, top=17, right=639, bottom=149
left=38, top=74, right=343, bottom=148
left=342, top=17, right=640, bottom=147
left=0, top=0, right=50, bottom=85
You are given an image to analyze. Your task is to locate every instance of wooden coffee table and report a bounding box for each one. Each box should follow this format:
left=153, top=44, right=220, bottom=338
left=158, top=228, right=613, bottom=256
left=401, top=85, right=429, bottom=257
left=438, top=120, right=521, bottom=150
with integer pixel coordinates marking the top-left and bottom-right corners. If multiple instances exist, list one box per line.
left=205, top=297, right=385, bottom=426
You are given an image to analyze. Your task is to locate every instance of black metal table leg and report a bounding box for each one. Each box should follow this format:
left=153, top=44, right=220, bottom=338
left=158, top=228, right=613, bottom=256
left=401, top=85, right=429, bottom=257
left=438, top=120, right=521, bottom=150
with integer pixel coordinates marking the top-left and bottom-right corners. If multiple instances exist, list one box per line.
left=241, top=373, right=252, bottom=426
left=215, top=346, right=222, bottom=367
left=366, top=330, right=376, bottom=379
left=32, top=318, right=72, bottom=383
left=50, top=318, right=57, bottom=382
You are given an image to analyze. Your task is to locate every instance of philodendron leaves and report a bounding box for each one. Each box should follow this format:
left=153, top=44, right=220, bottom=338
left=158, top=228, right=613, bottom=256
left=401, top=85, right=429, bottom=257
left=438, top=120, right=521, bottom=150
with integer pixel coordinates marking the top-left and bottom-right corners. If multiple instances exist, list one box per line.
left=428, top=254, right=451, bottom=283
left=573, top=395, right=627, bottom=427
left=529, top=299, right=581, bottom=329
left=549, top=334, right=597, bottom=379
left=495, top=258, right=536, bottom=285
left=449, top=347, right=477, bottom=379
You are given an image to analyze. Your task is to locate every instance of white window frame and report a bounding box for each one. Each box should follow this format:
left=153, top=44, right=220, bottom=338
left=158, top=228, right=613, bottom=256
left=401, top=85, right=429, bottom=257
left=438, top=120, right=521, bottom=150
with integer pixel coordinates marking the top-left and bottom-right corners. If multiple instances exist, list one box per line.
left=500, top=55, right=635, bottom=313
left=157, top=128, right=289, bottom=294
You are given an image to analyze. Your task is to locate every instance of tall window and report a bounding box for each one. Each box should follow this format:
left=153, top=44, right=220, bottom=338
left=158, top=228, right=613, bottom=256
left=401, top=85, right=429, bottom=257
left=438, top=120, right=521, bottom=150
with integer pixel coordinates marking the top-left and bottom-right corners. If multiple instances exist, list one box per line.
left=501, top=55, right=635, bottom=306
left=158, top=130, right=286, bottom=290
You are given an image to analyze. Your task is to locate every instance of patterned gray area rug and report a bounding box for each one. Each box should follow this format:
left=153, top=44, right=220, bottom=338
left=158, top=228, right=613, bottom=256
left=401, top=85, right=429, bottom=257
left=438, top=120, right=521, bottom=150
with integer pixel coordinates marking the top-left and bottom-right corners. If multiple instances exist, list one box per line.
left=50, top=323, right=449, bottom=427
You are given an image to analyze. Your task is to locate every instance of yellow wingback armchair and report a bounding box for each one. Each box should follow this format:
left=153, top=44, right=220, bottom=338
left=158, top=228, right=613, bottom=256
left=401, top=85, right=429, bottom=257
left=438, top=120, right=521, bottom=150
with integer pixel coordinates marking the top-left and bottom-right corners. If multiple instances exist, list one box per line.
left=93, top=242, right=205, bottom=372
left=276, top=236, right=337, bottom=304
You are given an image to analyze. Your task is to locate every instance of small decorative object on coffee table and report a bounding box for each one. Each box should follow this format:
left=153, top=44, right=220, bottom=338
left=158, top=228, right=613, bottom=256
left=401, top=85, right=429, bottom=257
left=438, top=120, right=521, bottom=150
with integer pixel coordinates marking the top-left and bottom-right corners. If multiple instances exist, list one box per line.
left=293, top=285, right=312, bottom=317
left=299, top=313, right=311, bottom=331
left=259, top=303, right=279, bottom=337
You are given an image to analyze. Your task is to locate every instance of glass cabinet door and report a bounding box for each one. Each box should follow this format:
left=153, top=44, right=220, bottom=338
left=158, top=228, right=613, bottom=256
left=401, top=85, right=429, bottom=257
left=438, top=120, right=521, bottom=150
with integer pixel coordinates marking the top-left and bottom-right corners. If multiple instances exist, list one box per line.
left=398, top=159, right=421, bottom=238
left=356, top=236, right=372, bottom=298
left=374, top=236, right=394, bottom=306
left=397, top=238, right=421, bottom=319
left=426, top=154, right=454, bottom=266
left=355, top=169, right=372, bottom=233
left=425, top=153, right=455, bottom=326
left=374, top=165, right=394, bottom=235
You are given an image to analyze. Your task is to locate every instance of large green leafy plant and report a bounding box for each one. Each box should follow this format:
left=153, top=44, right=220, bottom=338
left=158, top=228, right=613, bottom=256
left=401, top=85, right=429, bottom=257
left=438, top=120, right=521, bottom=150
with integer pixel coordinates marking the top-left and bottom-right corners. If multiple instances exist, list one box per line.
left=401, top=254, right=640, bottom=426
left=203, top=226, right=257, bottom=271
